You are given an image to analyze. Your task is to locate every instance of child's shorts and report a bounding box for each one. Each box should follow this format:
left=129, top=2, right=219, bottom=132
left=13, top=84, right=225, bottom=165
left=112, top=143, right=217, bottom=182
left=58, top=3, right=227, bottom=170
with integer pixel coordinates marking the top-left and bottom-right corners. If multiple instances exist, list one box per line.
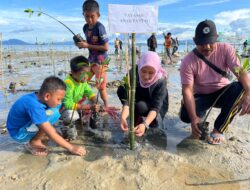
left=9, top=106, right=61, bottom=143
left=89, top=63, right=108, bottom=90
left=11, top=124, right=37, bottom=143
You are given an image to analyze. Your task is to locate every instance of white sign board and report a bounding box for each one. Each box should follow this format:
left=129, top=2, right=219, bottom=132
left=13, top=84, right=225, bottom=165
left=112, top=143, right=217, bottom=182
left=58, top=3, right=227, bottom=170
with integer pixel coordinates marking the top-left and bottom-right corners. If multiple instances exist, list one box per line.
left=108, top=4, right=158, bottom=33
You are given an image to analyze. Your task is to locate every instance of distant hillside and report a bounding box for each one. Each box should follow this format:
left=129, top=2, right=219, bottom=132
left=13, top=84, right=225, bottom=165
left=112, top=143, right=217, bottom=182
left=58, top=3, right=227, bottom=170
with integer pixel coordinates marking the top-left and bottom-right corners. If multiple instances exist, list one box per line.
left=2, top=39, right=31, bottom=45
left=50, top=41, right=74, bottom=45
left=2, top=38, right=194, bottom=46
left=2, top=39, right=75, bottom=45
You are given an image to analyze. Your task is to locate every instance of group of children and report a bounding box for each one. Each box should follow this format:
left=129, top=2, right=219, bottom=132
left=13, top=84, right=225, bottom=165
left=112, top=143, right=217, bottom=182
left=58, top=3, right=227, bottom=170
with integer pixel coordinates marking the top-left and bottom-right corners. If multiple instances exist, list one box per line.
left=6, top=0, right=169, bottom=156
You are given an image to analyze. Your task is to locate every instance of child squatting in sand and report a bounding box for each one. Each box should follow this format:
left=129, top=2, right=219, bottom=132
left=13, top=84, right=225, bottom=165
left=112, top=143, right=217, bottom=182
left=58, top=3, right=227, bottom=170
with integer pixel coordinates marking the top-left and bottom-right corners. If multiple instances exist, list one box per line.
left=6, top=76, right=86, bottom=156
left=61, top=55, right=100, bottom=125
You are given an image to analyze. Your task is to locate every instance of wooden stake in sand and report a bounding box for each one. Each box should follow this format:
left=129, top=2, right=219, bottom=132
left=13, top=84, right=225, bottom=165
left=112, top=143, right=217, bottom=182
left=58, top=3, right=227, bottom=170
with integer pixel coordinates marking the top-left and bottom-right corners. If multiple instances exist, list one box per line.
left=49, top=43, right=56, bottom=76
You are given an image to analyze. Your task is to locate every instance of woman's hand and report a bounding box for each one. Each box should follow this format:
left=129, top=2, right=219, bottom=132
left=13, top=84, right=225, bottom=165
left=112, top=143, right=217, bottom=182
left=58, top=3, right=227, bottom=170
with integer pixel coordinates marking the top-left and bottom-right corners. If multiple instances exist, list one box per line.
left=134, top=123, right=146, bottom=137
left=120, top=118, right=129, bottom=132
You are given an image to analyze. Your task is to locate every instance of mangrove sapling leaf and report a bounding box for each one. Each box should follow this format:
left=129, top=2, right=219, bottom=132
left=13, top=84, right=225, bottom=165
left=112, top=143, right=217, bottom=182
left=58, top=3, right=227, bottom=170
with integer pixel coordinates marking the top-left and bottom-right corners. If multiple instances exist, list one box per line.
left=24, top=8, right=86, bottom=44
left=101, top=57, right=111, bottom=65
left=24, top=8, right=34, bottom=13
left=24, top=8, right=34, bottom=17
left=234, top=67, right=241, bottom=76
left=234, top=53, right=250, bottom=75
left=243, top=59, right=249, bottom=72
left=24, top=8, right=77, bottom=36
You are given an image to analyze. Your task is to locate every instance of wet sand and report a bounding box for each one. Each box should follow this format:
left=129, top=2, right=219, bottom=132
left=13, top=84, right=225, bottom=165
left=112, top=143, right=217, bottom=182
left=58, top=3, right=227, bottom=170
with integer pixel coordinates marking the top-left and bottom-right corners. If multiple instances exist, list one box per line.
left=0, top=52, right=250, bottom=190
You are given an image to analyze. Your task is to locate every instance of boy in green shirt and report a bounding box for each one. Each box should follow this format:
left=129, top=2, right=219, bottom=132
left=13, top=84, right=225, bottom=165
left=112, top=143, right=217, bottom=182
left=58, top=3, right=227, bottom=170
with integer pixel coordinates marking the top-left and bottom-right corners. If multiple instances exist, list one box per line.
left=61, top=55, right=99, bottom=124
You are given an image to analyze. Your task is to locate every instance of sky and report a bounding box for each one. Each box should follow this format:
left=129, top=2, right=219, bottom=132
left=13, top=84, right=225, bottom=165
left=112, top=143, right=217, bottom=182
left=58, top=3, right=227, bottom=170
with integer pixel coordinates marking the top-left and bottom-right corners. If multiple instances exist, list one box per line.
left=0, top=0, right=250, bottom=43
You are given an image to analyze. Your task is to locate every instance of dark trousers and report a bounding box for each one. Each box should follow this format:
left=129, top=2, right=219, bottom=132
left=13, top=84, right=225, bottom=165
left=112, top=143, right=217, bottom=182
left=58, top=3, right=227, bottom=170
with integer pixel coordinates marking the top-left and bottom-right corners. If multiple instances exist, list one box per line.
left=172, top=46, right=178, bottom=55
left=117, top=86, right=168, bottom=128
left=133, top=101, right=163, bottom=128
left=179, top=82, right=244, bottom=133
left=115, top=48, right=118, bottom=55
left=165, top=48, right=172, bottom=61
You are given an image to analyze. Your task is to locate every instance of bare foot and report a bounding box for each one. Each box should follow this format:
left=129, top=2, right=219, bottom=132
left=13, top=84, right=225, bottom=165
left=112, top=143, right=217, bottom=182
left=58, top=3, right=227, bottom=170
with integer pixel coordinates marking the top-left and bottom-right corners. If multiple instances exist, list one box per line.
left=29, top=139, right=47, bottom=149
left=25, top=143, right=48, bottom=156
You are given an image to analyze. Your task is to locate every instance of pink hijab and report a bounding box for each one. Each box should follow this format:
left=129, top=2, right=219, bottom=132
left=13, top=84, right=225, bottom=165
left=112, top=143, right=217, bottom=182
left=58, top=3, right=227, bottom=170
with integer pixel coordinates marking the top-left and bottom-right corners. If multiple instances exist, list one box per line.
left=137, top=51, right=167, bottom=88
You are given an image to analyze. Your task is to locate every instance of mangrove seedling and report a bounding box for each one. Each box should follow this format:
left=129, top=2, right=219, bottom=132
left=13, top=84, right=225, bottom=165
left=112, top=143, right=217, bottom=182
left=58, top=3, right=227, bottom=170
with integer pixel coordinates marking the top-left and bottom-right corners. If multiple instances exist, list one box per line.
left=24, top=8, right=84, bottom=43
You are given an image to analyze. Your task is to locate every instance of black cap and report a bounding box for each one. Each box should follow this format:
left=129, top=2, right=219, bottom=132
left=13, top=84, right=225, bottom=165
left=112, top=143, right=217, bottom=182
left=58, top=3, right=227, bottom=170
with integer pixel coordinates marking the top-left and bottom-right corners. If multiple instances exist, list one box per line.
left=194, top=20, right=218, bottom=45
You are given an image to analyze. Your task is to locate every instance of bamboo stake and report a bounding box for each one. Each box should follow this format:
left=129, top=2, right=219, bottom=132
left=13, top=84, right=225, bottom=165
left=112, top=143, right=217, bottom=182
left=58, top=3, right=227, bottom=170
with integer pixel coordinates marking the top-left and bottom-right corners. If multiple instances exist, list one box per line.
left=124, top=34, right=130, bottom=90
left=129, top=33, right=136, bottom=150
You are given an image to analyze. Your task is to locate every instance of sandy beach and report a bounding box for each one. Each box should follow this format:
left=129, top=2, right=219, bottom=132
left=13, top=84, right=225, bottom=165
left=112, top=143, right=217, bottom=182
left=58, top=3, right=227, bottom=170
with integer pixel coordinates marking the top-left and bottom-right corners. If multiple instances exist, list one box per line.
left=0, top=50, right=250, bottom=190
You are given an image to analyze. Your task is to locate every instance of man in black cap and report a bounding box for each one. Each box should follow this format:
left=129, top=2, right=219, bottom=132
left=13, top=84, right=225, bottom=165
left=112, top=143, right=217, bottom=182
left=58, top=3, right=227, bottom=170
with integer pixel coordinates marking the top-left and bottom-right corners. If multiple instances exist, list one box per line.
left=179, top=20, right=250, bottom=145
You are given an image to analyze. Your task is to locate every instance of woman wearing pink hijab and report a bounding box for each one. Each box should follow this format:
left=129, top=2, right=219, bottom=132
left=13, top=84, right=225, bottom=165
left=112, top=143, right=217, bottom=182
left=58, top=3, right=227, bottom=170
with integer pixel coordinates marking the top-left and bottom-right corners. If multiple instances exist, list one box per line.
left=117, top=51, right=169, bottom=136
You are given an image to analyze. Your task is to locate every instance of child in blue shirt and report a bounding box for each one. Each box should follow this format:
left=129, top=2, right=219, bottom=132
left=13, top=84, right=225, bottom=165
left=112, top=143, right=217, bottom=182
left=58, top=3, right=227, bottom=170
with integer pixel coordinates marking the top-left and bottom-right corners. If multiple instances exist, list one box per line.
left=6, top=76, right=86, bottom=156
left=76, top=0, right=109, bottom=107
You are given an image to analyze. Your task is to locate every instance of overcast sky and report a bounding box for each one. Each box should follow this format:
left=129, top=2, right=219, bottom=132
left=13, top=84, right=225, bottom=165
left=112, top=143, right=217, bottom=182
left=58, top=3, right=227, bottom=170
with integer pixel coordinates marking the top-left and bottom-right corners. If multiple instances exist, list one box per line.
left=0, top=0, right=250, bottom=43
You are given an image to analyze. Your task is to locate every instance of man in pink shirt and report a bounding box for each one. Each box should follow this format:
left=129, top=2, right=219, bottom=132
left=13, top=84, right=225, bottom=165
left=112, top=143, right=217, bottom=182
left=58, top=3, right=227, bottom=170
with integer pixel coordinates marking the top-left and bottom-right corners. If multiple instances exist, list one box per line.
left=180, top=20, right=250, bottom=144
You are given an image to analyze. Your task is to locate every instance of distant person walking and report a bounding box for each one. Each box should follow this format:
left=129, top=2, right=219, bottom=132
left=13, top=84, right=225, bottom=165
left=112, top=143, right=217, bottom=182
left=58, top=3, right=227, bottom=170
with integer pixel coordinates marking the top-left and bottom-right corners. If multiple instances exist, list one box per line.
left=147, top=33, right=157, bottom=52
left=172, top=37, right=179, bottom=56
left=114, top=38, right=120, bottom=55
left=119, top=39, right=123, bottom=51
left=163, top=32, right=172, bottom=63
left=243, top=40, right=248, bottom=51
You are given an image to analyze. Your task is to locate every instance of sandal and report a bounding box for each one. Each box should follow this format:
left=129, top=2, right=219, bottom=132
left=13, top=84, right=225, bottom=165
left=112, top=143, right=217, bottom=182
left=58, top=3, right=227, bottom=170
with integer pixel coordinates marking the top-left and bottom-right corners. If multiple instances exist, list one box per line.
left=208, top=133, right=225, bottom=145
left=25, top=143, right=48, bottom=156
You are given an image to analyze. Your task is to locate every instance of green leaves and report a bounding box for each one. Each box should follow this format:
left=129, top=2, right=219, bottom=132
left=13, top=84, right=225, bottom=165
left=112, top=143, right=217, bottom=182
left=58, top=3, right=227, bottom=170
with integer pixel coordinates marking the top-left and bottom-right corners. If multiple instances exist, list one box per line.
left=24, top=8, right=43, bottom=17
left=234, top=66, right=241, bottom=76
left=120, top=76, right=129, bottom=90
left=24, top=8, right=33, bottom=13
left=235, top=51, right=250, bottom=75
left=103, top=57, right=111, bottom=65
left=243, top=58, right=249, bottom=72
left=101, top=57, right=111, bottom=65
left=24, top=8, right=34, bottom=17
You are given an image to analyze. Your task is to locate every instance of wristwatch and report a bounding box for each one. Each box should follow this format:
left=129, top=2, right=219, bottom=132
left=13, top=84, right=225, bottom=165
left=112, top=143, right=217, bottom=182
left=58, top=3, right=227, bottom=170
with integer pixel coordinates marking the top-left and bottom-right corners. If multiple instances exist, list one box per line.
left=142, top=121, right=149, bottom=130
